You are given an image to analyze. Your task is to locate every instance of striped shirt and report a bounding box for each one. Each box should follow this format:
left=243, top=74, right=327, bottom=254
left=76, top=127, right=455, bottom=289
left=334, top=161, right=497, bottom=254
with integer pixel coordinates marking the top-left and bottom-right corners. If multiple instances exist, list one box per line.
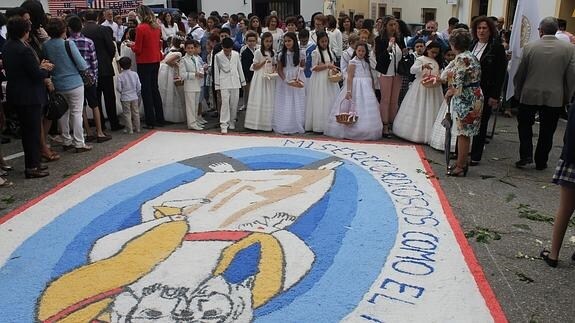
left=68, top=32, right=98, bottom=81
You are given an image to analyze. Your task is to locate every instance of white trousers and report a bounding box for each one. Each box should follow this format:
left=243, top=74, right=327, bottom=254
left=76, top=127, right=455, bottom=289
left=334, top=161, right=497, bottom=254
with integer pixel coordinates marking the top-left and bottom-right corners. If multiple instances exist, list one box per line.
left=219, top=88, right=240, bottom=129
left=59, top=86, right=86, bottom=148
left=184, top=91, right=201, bottom=128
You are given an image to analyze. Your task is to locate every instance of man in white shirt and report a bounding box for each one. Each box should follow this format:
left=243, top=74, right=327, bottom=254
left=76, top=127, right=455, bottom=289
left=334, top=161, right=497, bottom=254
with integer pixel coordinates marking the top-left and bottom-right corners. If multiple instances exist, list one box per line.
left=100, top=9, right=120, bottom=42
left=440, top=17, right=459, bottom=42
left=187, top=14, right=205, bottom=41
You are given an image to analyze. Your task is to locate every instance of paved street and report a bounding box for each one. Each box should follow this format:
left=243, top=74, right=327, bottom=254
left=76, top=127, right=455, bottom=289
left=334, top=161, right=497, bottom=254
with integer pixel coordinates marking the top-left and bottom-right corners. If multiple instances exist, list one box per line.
left=0, top=111, right=573, bottom=322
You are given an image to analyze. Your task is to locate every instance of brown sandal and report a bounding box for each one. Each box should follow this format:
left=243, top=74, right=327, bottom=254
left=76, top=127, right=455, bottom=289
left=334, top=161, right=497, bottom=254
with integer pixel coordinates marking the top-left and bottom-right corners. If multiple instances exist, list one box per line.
left=42, top=151, right=61, bottom=162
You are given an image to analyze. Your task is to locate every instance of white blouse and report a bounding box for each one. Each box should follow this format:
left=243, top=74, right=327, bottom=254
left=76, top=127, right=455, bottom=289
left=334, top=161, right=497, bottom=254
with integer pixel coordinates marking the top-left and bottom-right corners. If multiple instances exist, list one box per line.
left=161, top=23, right=180, bottom=41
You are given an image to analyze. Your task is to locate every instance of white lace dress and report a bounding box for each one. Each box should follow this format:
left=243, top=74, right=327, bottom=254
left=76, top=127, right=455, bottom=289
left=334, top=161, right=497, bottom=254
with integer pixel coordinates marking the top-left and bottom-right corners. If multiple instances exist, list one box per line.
left=158, top=51, right=186, bottom=123
left=325, top=58, right=383, bottom=140
left=304, top=49, right=340, bottom=133
left=393, top=56, right=444, bottom=143
left=244, top=49, right=276, bottom=131
left=272, top=51, right=306, bottom=134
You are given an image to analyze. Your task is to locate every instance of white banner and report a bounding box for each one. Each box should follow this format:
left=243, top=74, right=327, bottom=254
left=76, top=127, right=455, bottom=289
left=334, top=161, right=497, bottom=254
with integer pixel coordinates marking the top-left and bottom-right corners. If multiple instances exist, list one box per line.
left=506, top=0, right=541, bottom=100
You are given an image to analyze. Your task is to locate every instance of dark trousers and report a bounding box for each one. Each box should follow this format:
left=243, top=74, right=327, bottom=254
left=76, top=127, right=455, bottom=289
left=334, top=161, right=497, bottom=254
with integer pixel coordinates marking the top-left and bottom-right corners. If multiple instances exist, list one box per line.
left=137, top=63, right=164, bottom=126
left=470, top=98, right=492, bottom=162
left=15, top=104, right=42, bottom=169
left=97, top=75, right=120, bottom=129
left=517, top=104, right=563, bottom=166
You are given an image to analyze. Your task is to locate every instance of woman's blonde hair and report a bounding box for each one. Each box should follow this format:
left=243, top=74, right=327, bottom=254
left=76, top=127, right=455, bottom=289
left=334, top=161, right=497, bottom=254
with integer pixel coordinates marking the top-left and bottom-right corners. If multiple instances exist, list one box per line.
left=136, top=5, right=159, bottom=28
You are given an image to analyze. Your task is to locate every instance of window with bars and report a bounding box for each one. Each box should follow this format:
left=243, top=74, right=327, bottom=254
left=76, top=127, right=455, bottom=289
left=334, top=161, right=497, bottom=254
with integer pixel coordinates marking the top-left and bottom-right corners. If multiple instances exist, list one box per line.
left=392, top=8, right=401, bottom=19
left=421, top=8, right=437, bottom=23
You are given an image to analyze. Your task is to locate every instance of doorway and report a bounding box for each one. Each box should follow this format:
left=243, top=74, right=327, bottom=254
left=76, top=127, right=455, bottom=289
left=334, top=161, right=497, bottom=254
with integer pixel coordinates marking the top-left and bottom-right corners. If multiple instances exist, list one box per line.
left=252, top=0, right=300, bottom=21
left=471, top=0, right=490, bottom=18
left=172, top=0, right=199, bottom=16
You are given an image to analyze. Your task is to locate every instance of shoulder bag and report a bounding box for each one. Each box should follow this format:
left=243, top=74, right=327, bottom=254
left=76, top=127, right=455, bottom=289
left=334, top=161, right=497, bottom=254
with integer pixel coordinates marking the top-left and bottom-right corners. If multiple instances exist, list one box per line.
left=65, top=40, right=95, bottom=87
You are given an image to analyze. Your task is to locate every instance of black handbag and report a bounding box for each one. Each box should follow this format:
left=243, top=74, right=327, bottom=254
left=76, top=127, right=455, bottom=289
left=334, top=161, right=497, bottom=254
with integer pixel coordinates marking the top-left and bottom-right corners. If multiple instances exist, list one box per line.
left=46, top=92, right=69, bottom=121
left=397, top=53, right=415, bottom=77
left=64, top=41, right=95, bottom=87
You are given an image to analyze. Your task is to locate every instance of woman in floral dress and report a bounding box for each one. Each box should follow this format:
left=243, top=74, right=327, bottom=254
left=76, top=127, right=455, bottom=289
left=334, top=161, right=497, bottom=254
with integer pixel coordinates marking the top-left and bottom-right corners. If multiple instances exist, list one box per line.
left=444, top=28, right=483, bottom=177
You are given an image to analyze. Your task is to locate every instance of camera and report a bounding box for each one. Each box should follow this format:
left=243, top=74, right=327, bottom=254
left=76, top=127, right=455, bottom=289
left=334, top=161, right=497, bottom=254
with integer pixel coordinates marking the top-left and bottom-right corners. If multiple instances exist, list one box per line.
left=421, top=29, right=431, bottom=36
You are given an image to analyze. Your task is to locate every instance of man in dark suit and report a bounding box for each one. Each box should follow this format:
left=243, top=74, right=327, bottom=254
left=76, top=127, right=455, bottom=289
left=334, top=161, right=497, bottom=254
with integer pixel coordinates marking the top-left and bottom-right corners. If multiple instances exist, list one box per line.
left=514, top=17, right=575, bottom=170
left=82, top=10, right=123, bottom=131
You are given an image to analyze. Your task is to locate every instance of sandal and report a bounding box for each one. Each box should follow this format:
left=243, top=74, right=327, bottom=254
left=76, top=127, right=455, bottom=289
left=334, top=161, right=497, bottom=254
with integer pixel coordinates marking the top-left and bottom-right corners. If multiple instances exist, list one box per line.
left=540, top=249, right=558, bottom=268
left=382, top=124, right=392, bottom=138
left=42, top=151, right=61, bottom=162
left=0, top=177, right=13, bottom=188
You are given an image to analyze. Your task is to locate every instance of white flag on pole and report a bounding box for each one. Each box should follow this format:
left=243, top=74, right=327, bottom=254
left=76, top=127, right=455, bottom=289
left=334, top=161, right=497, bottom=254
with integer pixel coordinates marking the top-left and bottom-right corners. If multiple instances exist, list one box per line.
left=506, top=0, right=542, bottom=100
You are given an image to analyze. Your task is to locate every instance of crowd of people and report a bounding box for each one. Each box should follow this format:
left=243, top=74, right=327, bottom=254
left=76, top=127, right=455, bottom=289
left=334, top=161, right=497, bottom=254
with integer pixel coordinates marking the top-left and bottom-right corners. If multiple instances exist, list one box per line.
left=0, top=2, right=574, bottom=266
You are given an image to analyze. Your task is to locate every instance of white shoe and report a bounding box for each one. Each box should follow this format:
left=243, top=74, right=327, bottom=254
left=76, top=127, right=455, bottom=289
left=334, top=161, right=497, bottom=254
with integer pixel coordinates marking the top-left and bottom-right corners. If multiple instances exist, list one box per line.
left=221, top=127, right=228, bottom=134
left=229, top=122, right=236, bottom=130
left=188, top=122, right=204, bottom=130
left=197, top=116, right=208, bottom=124
left=188, top=123, right=204, bottom=131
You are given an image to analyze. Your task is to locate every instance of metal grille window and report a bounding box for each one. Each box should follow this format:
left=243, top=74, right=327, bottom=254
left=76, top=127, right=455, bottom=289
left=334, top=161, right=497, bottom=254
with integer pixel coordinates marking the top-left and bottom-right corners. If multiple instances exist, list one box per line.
left=421, top=8, right=437, bottom=23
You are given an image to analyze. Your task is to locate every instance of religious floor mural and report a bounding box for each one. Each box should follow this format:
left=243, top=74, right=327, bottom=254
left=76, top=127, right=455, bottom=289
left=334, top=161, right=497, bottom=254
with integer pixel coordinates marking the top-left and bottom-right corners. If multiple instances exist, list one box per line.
left=0, top=132, right=506, bottom=322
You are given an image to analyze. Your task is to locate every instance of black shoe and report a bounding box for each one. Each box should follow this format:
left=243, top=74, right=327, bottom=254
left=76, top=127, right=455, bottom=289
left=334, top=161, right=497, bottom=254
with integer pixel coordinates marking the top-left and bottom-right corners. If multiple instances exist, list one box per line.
left=1, top=137, right=11, bottom=144
left=535, top=164, right=548, bottom=171
left=469, top=160, right=480, bottom=166
left=143, top=125, right=155, bottom=130
left=515, top=159, right=533, bottom=168
left=111, top=124, right=125, bottom=131
left=571, top=251, right=575, bottom=261
left=39, top=164, right=48, bottom=171
left=25, top=168, right=49, bottom=179
left=540, top=250, right=558, bottom=268
left=155, top=123, right=165, bottom=128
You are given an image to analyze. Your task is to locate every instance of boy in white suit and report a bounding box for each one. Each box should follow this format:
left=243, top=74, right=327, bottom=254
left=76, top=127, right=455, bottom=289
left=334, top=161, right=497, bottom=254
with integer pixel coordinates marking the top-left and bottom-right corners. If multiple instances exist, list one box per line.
left=180, top=39, right=205, bottom=130
left=214, top=37, right=246, bottom=134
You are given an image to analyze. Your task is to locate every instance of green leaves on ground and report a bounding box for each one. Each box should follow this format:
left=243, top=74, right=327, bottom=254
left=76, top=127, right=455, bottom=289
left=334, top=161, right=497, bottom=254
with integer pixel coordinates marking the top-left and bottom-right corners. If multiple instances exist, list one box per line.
left=465, top=227, right=502, bottom=243
left=505, top=193, right=516, bottom=203
left=1, top=195, right=15, bottom=204
left=416, top=168, right=438, bottom=179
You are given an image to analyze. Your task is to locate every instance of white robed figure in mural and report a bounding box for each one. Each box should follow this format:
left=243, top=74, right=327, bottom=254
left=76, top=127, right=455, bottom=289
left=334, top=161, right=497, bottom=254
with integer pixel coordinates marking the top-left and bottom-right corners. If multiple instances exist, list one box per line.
left=37, top=156, right=343, bottom=323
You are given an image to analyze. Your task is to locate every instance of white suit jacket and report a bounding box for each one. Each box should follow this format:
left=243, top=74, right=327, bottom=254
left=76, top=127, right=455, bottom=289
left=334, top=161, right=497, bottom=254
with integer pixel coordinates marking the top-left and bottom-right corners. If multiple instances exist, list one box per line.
left=214, top=50, right=246, bottom=90
left=179, top=54, right=204, bottom=92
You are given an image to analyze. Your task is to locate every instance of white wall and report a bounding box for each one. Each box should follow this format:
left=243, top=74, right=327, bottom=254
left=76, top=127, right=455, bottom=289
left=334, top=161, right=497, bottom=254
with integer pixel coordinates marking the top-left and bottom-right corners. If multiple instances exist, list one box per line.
left=370, top=0, right=457, bottom=30
left=302, top=0, right=324, bottom=18
left=199, top=1, right=251, bottom=16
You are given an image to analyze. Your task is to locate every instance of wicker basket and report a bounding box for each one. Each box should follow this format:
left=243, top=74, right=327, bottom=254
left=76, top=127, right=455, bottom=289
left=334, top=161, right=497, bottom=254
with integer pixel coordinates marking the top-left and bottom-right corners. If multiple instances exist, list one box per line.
left=335, top=99, right=358, bottom=125
left=328, top=68, right=343, bottom=83
left=287, top=67, right=305, bottom=88
left=263, top=60, right=278, bottom=80
left=420, top=74, right=441, bottom=88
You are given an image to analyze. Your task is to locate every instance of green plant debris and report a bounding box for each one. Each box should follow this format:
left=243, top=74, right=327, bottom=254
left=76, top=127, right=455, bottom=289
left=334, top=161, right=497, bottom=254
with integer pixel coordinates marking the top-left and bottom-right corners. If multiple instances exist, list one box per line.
left=512, top=223, right=531, bottom=231
left=424, top=158, right=440, bottom=165
left=515, top=272, right=534, bottom=283
left=1, top=195, right=15, bottom=204
left=465, top=227, right=502, bottom=243
left=505, top=193, right=516, bottom=203
left=517, top=204, right=554, bottom=223
left=416, top=168, right=438, bottom=179
left=499, top=179, right=518, bottom=188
